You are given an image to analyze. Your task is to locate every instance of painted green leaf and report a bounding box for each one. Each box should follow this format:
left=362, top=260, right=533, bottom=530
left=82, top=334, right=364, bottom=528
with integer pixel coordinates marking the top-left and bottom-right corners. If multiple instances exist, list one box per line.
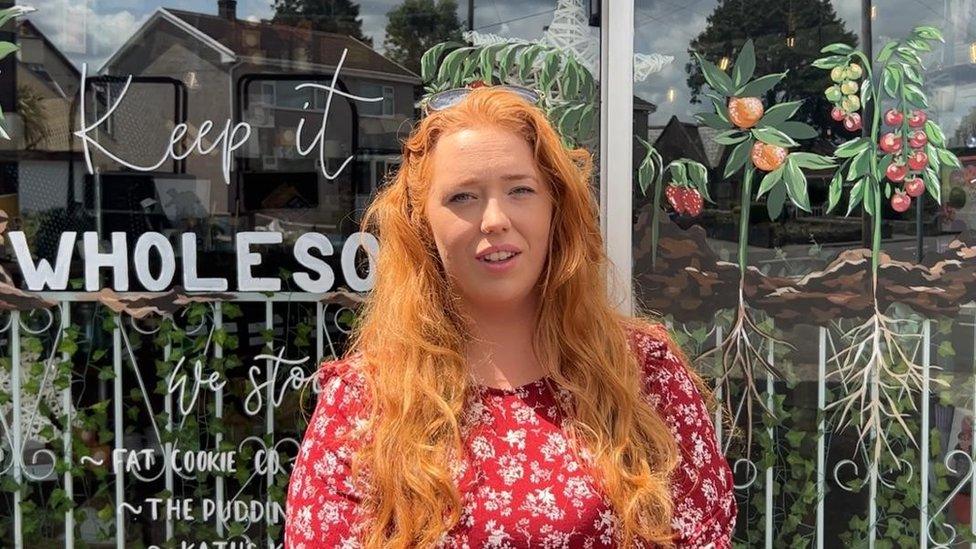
left=498, top=43, right=525, bottom=81
left=904, top=83, right=929, bottom=108
left=724, top=140, right=752, bottom=179
left=704, top=93, right=732, bottom=126
left=827, top=170, right=844, bottom=214
left=732, top=39, right=756, bottom=89
left=877, top=41, right=898, bottom=64
left=820, top=43, right=854, bottom=55
left=695, top=54, right=734, bottom=96
left=752, top=126, right=797, bottom=148
left=835, top=137, right=872, bottom=158
left=539, top=51, right=561, bottom=89
left=882, top=65, right=902, bottom=99
left=563, top=56, right=581, bottom=98
left=938, top=148, right=962, bottom=170
left=437, top=46, right=472, bottom=85
left=666, top=161, right=687, bottom=186
left=756, top=164, right=784, bottom=197
left=767, top=182, right=786, bottom=220
left=713, top=129, right=748, bottom=145
left=695, top=112, right=732, bottom=130
left=925, top=142, right=941, bottom=172
left=922, top=167, right=941, bottom=203
left=811, top=55, right=847, bottom=69
left=737, top=72, right=786, bottom=97
left=896, top=46, right=924, bottom=69
left=847, top=150, right=871, bottom=181
left=779, top=121, right=819, bottom=140
left=758, top=100, right=803, bottom=128
left=847, top=178, right=865, bottom=216
left=865, top=178, right=878, bottom=217
left=860, top=78, right=872, bottom=108
left=913, top=26, right=944, bottom=42
left=790, top=152, right=835, bottom=170
left=421, top=42, right=453, bottom=82
left=924, top=120, right=945, bottom=147
left=518, top=45, right=545, bottom=82
left=784, top=159, right=811, bottom=212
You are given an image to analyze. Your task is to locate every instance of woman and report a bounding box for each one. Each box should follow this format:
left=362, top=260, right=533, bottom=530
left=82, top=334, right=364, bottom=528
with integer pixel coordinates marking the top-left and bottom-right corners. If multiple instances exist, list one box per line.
left=284, top=86, right=736, bottom=548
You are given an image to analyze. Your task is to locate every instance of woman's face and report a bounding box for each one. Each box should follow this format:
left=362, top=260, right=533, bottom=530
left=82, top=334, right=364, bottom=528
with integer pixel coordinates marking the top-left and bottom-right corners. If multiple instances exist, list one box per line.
left=425, top=125, right=554, bottom=313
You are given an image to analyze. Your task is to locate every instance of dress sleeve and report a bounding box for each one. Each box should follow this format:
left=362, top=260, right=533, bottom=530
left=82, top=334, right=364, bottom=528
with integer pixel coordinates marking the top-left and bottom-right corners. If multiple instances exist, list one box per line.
left=284, top=358, right=370, bottom=548
left=633, top=328, right=738, bottom=548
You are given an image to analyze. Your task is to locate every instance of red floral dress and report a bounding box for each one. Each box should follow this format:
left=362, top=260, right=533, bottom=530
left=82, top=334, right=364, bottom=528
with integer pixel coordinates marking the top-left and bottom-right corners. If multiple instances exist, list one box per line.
left=285, top=329, right=737, bottom=548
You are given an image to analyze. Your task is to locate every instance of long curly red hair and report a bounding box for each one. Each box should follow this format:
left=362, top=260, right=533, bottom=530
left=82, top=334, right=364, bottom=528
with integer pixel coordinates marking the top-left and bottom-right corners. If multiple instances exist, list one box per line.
left=341, top=87, right=706, bottom=547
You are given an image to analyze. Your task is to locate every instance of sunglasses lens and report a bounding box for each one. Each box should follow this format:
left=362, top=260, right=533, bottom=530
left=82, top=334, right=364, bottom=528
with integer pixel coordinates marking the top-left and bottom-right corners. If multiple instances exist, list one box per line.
left=427, top=88, right=470, bottom=111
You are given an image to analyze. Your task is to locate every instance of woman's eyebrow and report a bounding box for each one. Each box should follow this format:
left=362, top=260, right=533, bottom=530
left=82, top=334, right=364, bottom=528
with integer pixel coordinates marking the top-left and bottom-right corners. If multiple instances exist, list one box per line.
left=453, top=173, right=538, bottom=188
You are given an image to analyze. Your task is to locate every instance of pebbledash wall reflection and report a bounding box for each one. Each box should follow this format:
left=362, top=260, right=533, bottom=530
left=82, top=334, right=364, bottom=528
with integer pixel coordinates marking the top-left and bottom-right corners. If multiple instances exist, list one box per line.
left=0, top=0, right=608, bottom=547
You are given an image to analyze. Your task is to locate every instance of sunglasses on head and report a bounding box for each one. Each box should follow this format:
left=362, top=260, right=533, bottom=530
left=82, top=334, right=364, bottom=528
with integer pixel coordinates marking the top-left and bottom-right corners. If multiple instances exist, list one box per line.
left=421, top=83, right=542, bottom=115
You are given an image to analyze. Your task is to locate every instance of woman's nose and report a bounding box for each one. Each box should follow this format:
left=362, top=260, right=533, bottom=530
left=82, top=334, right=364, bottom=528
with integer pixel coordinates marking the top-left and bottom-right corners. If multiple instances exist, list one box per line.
left=480, top=198, right=511, bottom=233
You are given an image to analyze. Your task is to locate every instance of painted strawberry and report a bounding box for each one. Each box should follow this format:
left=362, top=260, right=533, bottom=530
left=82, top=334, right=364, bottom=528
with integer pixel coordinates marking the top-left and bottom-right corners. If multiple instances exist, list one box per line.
left=908, top=109, right=927, bottom=128
left=665, top=184, right=685, bottom=214
left=884, top=108, right=904, bottom=126
left=683, top=188, right=704, bottom=217
left=907, top=150, right=928, bottom=171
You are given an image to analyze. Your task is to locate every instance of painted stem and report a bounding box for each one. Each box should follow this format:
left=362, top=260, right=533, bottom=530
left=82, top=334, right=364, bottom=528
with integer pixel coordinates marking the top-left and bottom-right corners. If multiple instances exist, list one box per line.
left=650, top=159, right=663, bottom=270
left=738, top=165, right=755, bottom=282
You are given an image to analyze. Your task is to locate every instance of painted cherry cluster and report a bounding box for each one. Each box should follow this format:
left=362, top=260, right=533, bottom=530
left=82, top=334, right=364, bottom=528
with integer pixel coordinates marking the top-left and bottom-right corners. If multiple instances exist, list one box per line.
left=881, top=108, right=930, bottom=212
left=826, top=62, right=864, bottom=132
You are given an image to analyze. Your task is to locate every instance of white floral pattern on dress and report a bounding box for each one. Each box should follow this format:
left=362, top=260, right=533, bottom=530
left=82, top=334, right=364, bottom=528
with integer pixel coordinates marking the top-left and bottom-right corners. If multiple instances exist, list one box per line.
left=285, top=328, right=737, bottom=548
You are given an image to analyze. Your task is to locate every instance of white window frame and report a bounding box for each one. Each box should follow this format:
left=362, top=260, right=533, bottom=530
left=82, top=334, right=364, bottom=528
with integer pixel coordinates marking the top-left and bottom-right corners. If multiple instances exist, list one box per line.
left=600, top=0, right=634, bottom=315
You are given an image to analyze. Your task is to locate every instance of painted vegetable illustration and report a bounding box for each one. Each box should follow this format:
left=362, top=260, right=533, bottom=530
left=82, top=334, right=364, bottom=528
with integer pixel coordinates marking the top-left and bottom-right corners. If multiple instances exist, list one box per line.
left=693, top=39, right=835, bottom=444
left=814, top=26, right=961, bottom=470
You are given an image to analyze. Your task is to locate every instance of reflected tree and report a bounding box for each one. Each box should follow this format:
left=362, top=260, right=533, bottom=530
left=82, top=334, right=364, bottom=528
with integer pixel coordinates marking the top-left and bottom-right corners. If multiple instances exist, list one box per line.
left=384, top=0, right=464, bottom=75
left=685, top=0, right=857, bottom=137
left=272, top=0, right=372, bottom=45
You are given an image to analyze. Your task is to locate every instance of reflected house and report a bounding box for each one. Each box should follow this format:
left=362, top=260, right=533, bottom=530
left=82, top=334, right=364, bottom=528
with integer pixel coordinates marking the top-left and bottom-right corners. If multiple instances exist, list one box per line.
left=0, top=20, right=90, bottom=244
left=97, top=0, right=419, bottom=252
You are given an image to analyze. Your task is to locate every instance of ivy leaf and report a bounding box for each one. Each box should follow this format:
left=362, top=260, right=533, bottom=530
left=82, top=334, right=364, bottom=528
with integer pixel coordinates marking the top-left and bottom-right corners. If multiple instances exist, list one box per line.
left=752, top=126, right=797, bottom=148
left=695, top=53, right=735, bottom=96
left=518, top=44, right=545, bottom=82
left=877, top=41, right=898, bottom=64
left=827, top=170, right=844, bottom=214
left=737, top=72, right=786, bottom=97
left=732, top=39, right=756, bottom=89
left=562, top=56, right=581, bottom=98
left=478, top=43, right=507, bottom=84
left=724, top=140, right=752, bottom=179
left=758, top=100, right=803, bottom=128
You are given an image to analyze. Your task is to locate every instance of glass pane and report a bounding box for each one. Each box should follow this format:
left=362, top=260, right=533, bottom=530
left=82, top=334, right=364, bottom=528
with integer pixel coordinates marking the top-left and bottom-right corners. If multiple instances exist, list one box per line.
left=0, top=1, right=600, bottom=546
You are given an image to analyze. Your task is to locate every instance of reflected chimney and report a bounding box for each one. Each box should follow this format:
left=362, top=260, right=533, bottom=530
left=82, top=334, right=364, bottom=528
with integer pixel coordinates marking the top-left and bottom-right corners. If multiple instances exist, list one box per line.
left=218, top=0, right=237, bottom=20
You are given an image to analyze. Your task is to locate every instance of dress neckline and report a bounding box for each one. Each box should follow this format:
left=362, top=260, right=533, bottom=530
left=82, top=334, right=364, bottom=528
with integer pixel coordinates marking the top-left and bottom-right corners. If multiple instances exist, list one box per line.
left=474, top=375, right=552, bottom=396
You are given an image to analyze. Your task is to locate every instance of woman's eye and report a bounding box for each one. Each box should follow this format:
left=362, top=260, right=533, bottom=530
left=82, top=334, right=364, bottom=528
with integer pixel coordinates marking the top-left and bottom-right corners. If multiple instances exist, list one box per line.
left=513, top=186, right=535, bottom=195
left=449, top=193, right=474, bottom=203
